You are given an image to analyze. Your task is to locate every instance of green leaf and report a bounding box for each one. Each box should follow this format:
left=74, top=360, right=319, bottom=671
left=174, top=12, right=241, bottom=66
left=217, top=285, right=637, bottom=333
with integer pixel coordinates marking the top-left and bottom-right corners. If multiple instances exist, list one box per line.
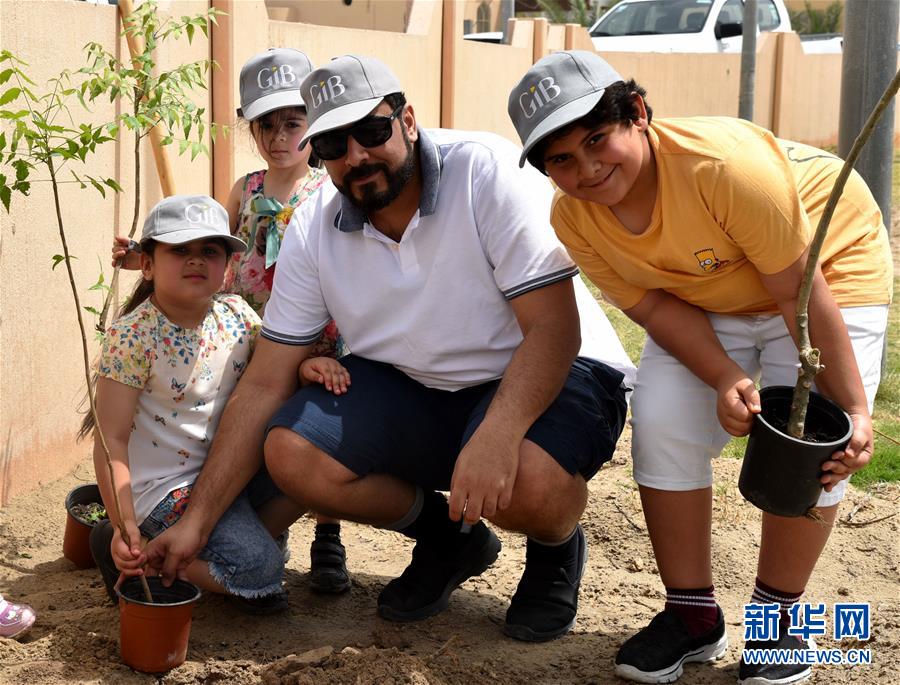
left=51, top=254, right=65, bottom=269
left=88, top=176, right=106, bottom=198
left=0, top=185, right=10, bottom=212
left=104, top=178, right=123, bottom=192
left=12, top=159, right=28, bottom=181
left=84, top=306, right=101, bottom=316
left=0, top=87, right=21, bottom=106
left=0, top=69, right=13, bottom=85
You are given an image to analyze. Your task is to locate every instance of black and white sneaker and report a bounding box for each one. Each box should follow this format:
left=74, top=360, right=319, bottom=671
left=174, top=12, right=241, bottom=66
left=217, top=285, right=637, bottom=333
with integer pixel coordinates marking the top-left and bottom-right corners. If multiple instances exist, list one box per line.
left=739, top=633, right=815, bottom=684
left=615, top=607, right=728, bottom=683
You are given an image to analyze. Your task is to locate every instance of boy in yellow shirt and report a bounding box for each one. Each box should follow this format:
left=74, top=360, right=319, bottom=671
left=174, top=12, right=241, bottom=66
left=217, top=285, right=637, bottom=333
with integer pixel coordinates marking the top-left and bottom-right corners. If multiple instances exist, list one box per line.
left=508, top=51, right=892, bottom=685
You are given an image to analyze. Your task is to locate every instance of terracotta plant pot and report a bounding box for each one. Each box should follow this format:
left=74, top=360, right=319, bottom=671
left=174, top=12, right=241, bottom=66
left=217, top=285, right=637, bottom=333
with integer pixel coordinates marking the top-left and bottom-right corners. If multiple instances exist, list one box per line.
left=63, top=483, right=104, bottom=568
left=739, top=386, right=852, bottom=517
left=118, top=576, right=201, bottom=673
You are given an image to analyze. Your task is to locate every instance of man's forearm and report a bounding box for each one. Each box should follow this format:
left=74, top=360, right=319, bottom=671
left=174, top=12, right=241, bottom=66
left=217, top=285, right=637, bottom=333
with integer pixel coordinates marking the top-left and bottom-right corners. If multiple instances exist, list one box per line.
left=181, top=379, right=292, bottom=538
left=480, top=318, right=579, bottom=441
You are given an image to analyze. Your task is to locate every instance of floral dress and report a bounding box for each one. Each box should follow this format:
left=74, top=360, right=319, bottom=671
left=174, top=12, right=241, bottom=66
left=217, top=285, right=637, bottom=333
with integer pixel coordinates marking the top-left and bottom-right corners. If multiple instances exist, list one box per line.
left=225, top=167, right=343, bottom=358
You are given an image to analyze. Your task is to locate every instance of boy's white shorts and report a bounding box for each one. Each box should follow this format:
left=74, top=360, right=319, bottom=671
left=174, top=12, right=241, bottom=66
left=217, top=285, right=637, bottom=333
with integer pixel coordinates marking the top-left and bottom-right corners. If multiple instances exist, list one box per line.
left=631, top=305, right=888, bottom=507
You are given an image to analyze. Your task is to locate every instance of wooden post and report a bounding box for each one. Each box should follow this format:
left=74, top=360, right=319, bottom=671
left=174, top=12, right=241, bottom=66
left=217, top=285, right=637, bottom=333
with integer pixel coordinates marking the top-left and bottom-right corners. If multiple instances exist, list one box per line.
left=211, top=0, right=235, bottom=205
left=117, top=0, right=176, bottom=197
left=533, top=17, right=548, bottom=64
left=441, top=0, right=459, bottom=129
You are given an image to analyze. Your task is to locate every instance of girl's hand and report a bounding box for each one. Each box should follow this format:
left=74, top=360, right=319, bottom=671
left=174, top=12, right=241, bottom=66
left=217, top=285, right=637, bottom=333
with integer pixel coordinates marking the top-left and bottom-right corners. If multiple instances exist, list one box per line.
left=821, top=411, right=874, bottom=491
left=716, top=375, right=761, bottom=436
left=299, top=357, right=351, bottom=395
left=111, top=521, right=147, bottom=576
left=111, top=236, right=141, bottom=270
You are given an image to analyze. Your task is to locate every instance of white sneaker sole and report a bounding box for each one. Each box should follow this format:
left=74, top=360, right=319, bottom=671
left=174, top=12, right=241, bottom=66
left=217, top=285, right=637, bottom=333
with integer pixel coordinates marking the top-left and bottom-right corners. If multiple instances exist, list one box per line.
left=614, top=632, right=729, bottom=684
left=738, top=670, right=811, bottom=685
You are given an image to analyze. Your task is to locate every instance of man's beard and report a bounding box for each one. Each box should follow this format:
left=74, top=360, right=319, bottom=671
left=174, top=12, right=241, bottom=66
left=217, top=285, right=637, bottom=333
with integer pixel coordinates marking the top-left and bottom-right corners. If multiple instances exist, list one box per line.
left=336, top=127, right=416, bottom=214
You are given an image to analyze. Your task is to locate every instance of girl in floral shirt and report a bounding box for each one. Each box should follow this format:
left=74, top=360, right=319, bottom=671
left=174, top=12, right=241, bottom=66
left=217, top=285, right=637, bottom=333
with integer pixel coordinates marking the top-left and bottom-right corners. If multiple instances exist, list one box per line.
left=90, top=195, right=350, bottom=612
left=112, top=49, right=351, bottom=594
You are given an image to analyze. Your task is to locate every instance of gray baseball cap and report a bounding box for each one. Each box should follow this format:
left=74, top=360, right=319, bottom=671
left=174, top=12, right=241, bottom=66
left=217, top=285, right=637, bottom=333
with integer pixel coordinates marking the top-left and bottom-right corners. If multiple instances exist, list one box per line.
left=237, top=48, right=314, bottom=121
left=141, top=195, right=246, bottom=252
left=299, top=55, right=403, bottom=148
left=508, top=50, right=624, bottom=167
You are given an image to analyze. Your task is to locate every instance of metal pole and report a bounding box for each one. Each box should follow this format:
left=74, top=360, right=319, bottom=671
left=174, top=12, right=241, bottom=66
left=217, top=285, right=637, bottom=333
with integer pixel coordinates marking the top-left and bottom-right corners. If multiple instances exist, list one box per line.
left=739, top=0, right=758, bottom=120
left=838, top=0, right=899, bottom=235
left=499, top=0, right=515, bottom=43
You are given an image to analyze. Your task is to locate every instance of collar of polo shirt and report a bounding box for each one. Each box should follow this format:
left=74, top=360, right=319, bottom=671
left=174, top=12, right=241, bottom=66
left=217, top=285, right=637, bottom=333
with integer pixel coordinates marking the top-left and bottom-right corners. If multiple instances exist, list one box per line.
left=333, top=129, right=442, bottom=233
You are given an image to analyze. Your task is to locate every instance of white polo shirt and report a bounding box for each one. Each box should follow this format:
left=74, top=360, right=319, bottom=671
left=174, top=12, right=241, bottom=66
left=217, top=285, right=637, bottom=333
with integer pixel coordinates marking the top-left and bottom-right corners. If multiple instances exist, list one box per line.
left=263, top=128, right=633, bottom=391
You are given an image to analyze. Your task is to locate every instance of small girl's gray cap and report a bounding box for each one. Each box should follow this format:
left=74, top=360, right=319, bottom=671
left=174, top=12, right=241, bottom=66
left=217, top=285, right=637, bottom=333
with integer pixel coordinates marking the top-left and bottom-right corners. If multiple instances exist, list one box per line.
left=508, top=50, right=624, bottom=167
left=238, top=48, right=314, bottom=121
left=299, top=55, right=402, bottom=148
left=141, top=195, right=246, bottom=252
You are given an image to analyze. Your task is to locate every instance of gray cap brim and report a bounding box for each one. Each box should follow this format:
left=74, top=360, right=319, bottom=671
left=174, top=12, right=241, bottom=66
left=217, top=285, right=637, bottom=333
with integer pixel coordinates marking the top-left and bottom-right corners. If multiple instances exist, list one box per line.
left=517, top=88, right=607, bottom=167
left=151, top=228, right=247, bottom=253
left=299, top=96, right=383, bottom=148
left=239, top=89, right=306, bottom=121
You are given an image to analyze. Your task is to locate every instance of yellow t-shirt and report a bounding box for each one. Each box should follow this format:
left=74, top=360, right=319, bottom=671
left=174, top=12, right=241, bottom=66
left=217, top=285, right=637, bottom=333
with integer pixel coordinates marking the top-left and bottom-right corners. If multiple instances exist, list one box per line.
left=551, top=117, right=893, bottom=314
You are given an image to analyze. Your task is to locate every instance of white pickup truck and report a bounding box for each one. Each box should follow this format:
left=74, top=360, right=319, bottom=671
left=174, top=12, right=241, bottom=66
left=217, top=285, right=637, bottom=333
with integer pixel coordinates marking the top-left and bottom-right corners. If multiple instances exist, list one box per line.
left=589, top=0, right=840, bottom=53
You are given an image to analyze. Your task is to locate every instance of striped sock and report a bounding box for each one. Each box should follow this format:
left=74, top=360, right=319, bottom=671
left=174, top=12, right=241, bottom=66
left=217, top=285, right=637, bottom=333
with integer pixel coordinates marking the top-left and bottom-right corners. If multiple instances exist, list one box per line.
left=665, top=585, right=719, bottom=636
left=751, top=578, right=803, bottom=627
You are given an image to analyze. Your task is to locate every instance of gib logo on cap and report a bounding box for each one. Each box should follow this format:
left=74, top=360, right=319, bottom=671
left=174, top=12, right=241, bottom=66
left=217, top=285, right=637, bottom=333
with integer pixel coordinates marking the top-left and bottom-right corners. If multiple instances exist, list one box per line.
left=257, top=64, right=298, bottom=91
left=309, top=76, right=346, bottom=109
left=185, top=202, right=216, bottom=224
left=519, top=77, right=561, bottom=119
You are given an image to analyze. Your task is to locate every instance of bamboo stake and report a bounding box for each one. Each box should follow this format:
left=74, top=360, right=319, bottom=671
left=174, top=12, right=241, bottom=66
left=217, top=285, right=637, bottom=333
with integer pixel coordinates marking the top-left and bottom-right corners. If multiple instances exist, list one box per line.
left=117, top=0, right=175, bottom=197
left=788, top=67, right=900, bottom=438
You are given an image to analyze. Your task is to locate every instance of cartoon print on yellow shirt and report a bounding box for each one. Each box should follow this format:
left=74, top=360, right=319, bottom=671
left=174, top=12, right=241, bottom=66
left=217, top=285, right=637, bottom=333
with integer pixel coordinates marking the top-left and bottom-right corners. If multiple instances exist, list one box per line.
left=694, top=248, right=729, bottom=273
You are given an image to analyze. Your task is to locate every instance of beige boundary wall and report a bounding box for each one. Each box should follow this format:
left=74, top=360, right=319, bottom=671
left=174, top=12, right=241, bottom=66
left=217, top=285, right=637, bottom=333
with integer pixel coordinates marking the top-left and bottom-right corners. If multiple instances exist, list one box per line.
left=0, top=0, right=895, bottom=503
left=0, top=0, right=212, bottom=505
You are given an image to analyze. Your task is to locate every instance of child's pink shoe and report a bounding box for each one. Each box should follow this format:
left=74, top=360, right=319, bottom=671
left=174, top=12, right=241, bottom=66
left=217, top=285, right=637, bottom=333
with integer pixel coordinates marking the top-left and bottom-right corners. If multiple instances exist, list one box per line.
left=0, top=596, right=36, bottom=639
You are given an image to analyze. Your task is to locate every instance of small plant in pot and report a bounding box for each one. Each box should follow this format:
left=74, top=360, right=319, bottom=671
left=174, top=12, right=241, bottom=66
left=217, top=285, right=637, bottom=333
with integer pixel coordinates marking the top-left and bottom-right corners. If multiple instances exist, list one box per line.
left=64, top=483, right=109, bottom=568
left=0, top=0, right=219, bottom=672
left=739, top=70, right=900, bottom=518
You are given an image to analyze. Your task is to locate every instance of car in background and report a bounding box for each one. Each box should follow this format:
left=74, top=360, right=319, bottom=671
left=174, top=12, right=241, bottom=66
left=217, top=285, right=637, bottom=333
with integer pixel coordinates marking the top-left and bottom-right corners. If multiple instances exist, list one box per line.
left=589, top=0, right=792, bottom=53
left=463, top=31, right=504, bottom=44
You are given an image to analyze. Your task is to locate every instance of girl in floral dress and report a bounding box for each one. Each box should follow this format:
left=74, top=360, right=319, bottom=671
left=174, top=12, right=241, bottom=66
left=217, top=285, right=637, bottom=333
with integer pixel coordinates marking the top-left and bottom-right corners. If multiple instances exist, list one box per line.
left=91, top=195, right=349, bottom=612
left=112, top=49, right=350, bottom=594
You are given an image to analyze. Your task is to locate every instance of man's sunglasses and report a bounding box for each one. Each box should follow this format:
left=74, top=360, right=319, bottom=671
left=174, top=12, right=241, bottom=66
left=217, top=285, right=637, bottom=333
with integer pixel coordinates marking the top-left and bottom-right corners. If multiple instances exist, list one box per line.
left=310, top=104, right=405, bottom=161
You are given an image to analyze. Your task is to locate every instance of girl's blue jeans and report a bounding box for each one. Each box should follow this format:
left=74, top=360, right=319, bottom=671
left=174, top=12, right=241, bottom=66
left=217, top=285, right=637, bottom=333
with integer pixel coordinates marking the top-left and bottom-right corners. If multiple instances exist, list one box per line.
left=139, top=468, right=286, bottom=598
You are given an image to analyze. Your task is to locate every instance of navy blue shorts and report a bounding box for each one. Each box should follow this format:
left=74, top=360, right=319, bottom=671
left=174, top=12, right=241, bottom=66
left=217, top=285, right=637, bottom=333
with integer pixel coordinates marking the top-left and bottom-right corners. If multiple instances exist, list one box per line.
left=268, top=355, right=627, bottom=491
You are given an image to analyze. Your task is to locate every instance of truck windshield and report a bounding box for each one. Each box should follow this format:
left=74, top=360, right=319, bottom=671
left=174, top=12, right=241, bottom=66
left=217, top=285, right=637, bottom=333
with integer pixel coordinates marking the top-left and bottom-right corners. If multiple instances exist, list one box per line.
left=591, top=0, right=713, bottom=36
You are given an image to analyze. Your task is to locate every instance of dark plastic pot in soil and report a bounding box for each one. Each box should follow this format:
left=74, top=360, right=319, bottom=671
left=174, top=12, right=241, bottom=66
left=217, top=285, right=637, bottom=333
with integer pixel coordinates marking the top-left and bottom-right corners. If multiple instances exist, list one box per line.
left=739, top=386, right=852, bottom=517
left=118, top=576, right=201, bottom=673
left=63, top=483, right=104, bottom=568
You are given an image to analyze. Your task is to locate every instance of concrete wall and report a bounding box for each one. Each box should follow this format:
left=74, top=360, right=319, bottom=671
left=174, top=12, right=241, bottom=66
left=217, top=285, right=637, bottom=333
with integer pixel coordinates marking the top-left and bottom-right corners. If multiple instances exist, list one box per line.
left=1, top=0, right=896, bottom=503
left=210, top=0, right=442, bottom=204
left=265, top=0, right=414, bottom=32
left=0, top=0, right=212, bottom=504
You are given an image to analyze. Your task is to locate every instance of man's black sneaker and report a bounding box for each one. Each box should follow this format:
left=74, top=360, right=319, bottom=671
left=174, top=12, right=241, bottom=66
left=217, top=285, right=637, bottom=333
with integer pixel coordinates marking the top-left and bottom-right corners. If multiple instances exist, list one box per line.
left=615, top=607, right=728, bottom=683
left=377, top=521, right=501, bottom=621
left=89, top=519, right=120, bottom=605
left=504, top=524, right=587, bottom=642
left=309, top=530, right=351, bottom=594
left=739, top=633, right=814, bottom=684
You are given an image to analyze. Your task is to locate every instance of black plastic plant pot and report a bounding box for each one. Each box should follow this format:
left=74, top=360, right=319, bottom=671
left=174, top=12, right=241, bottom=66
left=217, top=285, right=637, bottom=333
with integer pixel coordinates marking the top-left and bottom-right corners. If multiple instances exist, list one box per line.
left=739, top=386, right=852, bottom=517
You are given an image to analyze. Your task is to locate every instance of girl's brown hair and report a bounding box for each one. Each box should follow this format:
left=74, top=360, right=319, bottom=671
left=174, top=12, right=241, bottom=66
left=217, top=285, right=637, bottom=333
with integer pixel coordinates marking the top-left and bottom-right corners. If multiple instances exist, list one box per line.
left=250, top=106, right=322, bottom=169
